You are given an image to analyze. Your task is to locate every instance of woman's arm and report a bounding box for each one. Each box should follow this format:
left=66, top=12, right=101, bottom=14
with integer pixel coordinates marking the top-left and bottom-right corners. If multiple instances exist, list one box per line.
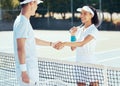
left=63, top=35, right=94, bottom=47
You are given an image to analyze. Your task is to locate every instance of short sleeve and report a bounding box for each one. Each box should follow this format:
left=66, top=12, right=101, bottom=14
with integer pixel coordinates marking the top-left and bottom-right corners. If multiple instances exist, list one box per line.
left=15, top=22, right=29, bottom=39
left=88, top=27, right=98, bottom=40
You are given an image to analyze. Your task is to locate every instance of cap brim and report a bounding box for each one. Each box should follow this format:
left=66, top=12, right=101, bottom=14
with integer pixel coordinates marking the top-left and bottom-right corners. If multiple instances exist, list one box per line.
left=77, top=8, right=82, bottom=12
left=37, top=0, right=43, bottom=4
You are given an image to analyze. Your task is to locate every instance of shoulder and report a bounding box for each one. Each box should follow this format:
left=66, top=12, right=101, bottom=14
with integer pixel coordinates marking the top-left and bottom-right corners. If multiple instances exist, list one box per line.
left=89, top=24, right=98, bottom=32
left=87, top=24, right=99, bottom=39
left=14, top=15, right=28, bottom=30
left=86, top=24, right=98, bottom=34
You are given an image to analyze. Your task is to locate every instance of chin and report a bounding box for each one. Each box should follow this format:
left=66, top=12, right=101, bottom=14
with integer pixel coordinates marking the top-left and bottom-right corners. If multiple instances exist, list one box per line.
left=81, top=21, right=85, bottom=24
left=31, top=13, right=35, bottom=16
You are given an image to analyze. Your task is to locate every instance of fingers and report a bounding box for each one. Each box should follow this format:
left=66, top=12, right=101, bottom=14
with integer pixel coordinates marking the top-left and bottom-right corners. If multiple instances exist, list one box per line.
left=52, top=41, right=64, bottom=50
left=71, top=47, right=76, bottom=51
left=21, top=71, right=30, bottom=83
left=69, top=26, right=77, bottom=35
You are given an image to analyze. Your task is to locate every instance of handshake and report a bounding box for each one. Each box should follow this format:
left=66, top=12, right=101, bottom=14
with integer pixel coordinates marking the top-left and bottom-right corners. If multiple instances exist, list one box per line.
left=50, top=26, right=78, bottom=50
left=52, top=41, right=65, bottom=50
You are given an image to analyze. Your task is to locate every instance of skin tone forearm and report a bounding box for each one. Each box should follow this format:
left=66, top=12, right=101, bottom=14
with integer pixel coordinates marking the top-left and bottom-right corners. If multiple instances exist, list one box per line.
left=17, top=38, right=26, bottom=64
left=17, top=38, right=29, bottom=83
left=35, top=38, right=52, bottom=46
left=63, top=35, right=94, bottom=47
left=54, top=35, right=94, bottom=50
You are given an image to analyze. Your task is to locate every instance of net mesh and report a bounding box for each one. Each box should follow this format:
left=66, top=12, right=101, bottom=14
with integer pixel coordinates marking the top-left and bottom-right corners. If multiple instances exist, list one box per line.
left=0, top=52, right=120, bottom=86
left=0, top=53, right=18, bottom=86
left=38, top=59, right=104, bottom=86
left=107, top=68, right=120, bottom=86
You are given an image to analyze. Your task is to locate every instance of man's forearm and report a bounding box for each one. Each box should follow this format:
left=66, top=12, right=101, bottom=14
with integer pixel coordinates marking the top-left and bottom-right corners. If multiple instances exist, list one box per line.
left=35, top=38, right=52, bottom=46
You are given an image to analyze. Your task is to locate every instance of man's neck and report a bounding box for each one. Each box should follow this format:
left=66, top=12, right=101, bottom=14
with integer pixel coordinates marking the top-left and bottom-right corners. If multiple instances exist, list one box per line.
left=21, top=7, right=31, bottom=19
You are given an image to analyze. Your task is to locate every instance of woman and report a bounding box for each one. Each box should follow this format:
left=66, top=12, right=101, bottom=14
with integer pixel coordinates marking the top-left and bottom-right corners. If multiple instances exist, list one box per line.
left=56, top=6, right=99, bottom=86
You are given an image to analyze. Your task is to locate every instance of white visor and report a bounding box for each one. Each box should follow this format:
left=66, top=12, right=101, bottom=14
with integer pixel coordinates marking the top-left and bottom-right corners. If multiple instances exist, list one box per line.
left=77, top=6, right=94, bottom=16
left=20, top=0, right=43, bottom=5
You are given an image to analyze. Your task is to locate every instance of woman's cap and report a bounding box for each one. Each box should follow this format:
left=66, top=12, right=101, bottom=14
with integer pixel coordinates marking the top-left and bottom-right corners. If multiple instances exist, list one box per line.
left=77, top=6, right=94, bottom=16
left=20, top=0, right=43, bottom=5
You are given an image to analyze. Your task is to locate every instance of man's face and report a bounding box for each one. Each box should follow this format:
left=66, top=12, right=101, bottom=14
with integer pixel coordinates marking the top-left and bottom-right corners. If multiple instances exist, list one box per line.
left=30, top=0, right=38, bottom=16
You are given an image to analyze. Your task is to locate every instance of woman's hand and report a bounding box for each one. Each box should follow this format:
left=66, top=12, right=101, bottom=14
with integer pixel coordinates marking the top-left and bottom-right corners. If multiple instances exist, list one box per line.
left=71, top=47, right=76, bottom=51
left=69, top=26, right=77, bottom=35
left=52, top=41, right=64, bottom=50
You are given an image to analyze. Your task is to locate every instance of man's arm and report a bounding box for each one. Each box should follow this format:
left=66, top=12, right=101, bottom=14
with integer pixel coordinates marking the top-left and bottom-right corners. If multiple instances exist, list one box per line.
left=17, top=38, right=26, bottom=64
left=17, top=38, right=29, bottom=83
left=35, top=38, right=52, bottom=46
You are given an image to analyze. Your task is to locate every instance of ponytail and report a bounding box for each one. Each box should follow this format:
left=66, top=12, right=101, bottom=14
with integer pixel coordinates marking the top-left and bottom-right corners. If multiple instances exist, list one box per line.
left=89, top=6, right=99, bottom=27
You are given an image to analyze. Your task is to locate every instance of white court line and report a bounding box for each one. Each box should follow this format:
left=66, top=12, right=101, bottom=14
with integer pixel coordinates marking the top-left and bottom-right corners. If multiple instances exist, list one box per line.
left=98, top=38, right=110, bottom=41
left=98, top=56, right=120, bottom=63
left=95, top=48, right=120, bottom=54
left=63, top=48, right=120, bottom=62
left=96, top=48, right=120, bottom=63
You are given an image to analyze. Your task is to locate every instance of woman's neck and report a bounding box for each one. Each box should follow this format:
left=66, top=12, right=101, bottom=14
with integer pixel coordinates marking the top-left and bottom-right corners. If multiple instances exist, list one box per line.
left=84, top=21, right=92, bottom=28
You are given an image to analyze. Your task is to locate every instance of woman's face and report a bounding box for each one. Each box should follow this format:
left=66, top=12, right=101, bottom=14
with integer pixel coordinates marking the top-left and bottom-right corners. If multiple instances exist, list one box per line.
left=80, top=10, right=93, bottom=24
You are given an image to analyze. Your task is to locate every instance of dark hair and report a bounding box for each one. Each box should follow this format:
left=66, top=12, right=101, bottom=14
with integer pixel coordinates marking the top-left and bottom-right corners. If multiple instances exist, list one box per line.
left=89, top=6, right=99, bottom=27
left=19, top=0, right=24, bottom=2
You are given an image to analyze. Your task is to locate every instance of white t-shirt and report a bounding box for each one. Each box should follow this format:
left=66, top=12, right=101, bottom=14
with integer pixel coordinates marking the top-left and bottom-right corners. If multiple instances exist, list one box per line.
left=75, top=24, right=98, bottom=63
left=13, top=14, right=39, bottom=83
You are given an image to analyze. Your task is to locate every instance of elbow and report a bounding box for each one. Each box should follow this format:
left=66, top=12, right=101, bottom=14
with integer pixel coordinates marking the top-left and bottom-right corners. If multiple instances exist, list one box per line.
left=78, top=42, right=85, bottom=47
left=80, top=44, right=84, bottom=47
left=79, top=44, right=84, bottom=47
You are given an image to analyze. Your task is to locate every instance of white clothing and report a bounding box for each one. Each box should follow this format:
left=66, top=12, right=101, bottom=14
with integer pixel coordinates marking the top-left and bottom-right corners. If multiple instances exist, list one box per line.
left=13, top=14, right=39, bottom=86
left=75, top=24, right=98, bottom=64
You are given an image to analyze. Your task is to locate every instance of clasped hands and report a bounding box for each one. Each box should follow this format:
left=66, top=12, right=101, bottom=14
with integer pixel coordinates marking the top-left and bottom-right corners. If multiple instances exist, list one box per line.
left=52, top=41, right=64, bottom=50
left=51, top=26, right=77, bottom=50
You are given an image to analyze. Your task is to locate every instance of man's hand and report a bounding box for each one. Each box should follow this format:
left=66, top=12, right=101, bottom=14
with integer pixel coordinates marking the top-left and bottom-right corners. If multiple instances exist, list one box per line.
left=21, top=71, right=30, bottom=84
left=52, top=41, right=64, bottom=50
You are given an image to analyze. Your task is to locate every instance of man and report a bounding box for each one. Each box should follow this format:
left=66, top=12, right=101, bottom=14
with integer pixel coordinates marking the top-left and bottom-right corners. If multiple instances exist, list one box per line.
left=13, top=0, right=56, bottom=86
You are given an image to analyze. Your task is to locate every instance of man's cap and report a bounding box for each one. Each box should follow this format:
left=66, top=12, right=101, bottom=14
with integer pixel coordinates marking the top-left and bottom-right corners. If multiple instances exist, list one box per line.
left=77, top=6, right=94, bottom=16
left=20, top=0, right=43, bottom=5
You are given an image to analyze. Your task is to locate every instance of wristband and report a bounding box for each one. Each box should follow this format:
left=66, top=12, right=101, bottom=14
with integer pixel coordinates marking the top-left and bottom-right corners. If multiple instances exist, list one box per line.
left=20, top=64, right=27, bottom=72
left=50, top=42, right=52, bottom=46
left=71, top=36, right=76, bottom=42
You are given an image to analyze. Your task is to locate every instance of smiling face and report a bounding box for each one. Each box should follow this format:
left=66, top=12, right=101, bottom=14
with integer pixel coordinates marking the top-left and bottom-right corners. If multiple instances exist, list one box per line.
left=80, top=10, right=93, bottom=25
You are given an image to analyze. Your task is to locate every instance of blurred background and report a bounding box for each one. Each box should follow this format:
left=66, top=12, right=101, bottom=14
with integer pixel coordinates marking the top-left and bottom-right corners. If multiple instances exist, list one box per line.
left=0, top=1, right=120, bottom=85
left=0, top=0, right=120, bottom=67
left=0, top=0, right=120, bottom=31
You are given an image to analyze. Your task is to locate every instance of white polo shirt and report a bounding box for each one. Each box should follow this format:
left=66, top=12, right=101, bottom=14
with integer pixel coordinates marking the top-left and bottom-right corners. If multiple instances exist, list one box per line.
left=13, top=14, right=39, bottom=84
left=75, top=24, right=98, bottom=63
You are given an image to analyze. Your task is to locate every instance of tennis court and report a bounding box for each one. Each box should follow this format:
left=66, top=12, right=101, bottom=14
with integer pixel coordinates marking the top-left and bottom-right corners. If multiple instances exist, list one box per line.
left=0, top=52, right=120, bottom=86
left=0, top=31, right=120, bottom=86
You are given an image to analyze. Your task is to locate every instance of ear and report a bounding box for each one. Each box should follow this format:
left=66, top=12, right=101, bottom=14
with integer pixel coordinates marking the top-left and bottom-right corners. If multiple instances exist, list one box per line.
left=90, top=13, right=94, bottom=18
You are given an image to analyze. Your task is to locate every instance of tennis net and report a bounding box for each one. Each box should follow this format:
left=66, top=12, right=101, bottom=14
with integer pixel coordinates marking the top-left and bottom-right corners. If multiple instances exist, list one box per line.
left=0, top=52, right=120, bottom=86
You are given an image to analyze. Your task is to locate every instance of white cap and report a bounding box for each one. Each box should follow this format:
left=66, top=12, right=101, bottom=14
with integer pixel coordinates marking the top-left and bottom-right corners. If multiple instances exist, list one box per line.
left=77, top=6, right=94, bottom=16
left=20, top=0, right=43, bottom=5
